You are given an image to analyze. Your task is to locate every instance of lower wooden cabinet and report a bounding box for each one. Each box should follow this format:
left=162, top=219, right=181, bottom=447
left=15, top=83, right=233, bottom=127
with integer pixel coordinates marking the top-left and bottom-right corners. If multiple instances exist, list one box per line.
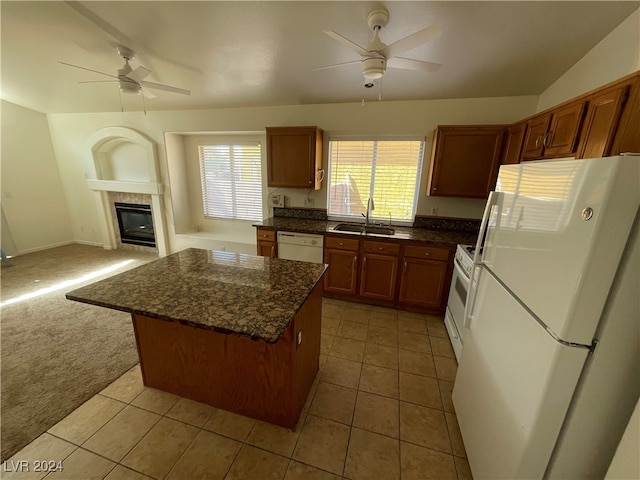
left=256, top=228, right=277, bottom=258
left=323, top=235, right=359, bottom=295
left=359, top=254, right=398, bottom=302
left=398, top=258, right=449, bottom=310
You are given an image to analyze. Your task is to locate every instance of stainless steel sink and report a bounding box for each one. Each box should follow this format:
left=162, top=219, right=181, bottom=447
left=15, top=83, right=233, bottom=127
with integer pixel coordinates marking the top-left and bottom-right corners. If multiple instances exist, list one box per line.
left=333, top=223, right=395, bottom=236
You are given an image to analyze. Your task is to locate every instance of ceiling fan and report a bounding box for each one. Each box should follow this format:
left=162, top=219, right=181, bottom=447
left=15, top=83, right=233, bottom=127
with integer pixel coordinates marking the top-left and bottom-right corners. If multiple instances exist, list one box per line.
left=317, top=8, right=442, bottom=86
left=59, top=45, right=191, bottom=99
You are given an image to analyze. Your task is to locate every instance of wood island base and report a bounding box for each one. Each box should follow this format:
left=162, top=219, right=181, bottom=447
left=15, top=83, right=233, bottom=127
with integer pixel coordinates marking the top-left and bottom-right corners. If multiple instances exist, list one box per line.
left=131, top=282, right=322, bottom=430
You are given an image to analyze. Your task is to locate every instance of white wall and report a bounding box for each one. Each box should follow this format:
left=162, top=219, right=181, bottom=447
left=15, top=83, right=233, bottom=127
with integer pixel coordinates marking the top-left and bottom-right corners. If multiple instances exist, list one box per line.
left=1, top=101, right=73, bottom=254
left=538, top=9, right=640, bottom=112
left=47, top=95, right=537, bottom=254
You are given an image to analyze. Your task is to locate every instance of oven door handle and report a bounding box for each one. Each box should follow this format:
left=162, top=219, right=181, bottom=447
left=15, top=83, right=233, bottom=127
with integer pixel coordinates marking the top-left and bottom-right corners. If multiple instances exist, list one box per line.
left=453, top=258, right=470, bottom=287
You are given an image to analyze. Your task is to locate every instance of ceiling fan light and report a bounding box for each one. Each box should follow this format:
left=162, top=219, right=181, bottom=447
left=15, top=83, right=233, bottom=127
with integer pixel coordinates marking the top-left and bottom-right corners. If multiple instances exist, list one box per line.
left=362, top=57, right=386, bottom=80
left=119, top=81, right=141, bottom=95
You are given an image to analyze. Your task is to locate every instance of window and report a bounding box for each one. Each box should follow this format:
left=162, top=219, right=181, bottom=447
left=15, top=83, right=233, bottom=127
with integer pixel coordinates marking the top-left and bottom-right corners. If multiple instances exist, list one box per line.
left=199, top=143, right=263, bottom=221
left=327, top=139, right=425, bottom=222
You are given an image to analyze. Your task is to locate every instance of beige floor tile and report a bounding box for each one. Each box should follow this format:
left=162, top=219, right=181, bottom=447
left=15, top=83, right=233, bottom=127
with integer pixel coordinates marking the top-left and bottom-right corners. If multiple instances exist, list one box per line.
left=336, top=321, right=368, bottom=342
left=82, top=405, right=160, bottom=462
left=366, top=325, right=398, bottom=347
left=445, top=412, right=467, bottom=458
left=224, top=445, right=289, bottom=480
left=363, top=343, right=399, bottom=369
left=99, top=365, right=145, bottom=403
left=400, top=402, right=451, bottom=454
left=284, top=460, right=341, bottom=480
left=439, top=380, right=455, bottom=413
left=399, top=349, right=437, bottom=378
left=430, top=335, right=456, bottom=358
left=342, top=306, right=371, bottom=324
left=321, top=334, right=335, bottom=356
left=321, top=316, right=340, bottom=335
left=1, top=433, right=76, bottom=480
left=398, top=331, right=431, bottom=353
left=165, top=397, right=215, bottom=427
left=454, top=456, right=474, bottom=480
left=359, top=364, right=399, bottom=398
left=121, top=417, right=198, bottom=479
left=302, top=375, right=321, bottom=413
left=203, top=408, right=256, bottom=441
left=344, top=428, right=400, bottom=480
left=427, top=317, right=448, bottom=338
left=369, top=307, right=398, bottom=328
left=434, top=355, right=458, bottom=382
left=321, top=357, right=362, bottom=389
left=104, top=465, right=154, bottom=480
left=397, top=315, right=428, bottom=334
left=292, top=415, right=350, bottom=476
left=246, top=414, right=305, bottom=457
left=322, top=303, right=343, bottom=319
left=44, top=448, right=115, bottom=479
left=48, top=394, right=126, bottom=445
left=130, top=387, right=180, bottom=415
left=400, top=441, right=457, bottom=480
left=309, top=382, right=357, bottom=425
left=399, top=372, right=443, bottom=409
left=397, top=310, right=427, bottom=320
left=165, top=430, right=241, bottom=480
left=329, top=336, right=365, bottom=362
left=352, top=391, right=399, bottom=438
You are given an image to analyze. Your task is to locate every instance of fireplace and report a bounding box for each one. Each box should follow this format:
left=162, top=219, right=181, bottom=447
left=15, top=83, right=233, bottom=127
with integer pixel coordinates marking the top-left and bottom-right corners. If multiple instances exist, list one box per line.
left=114, top=202, right=156, bottom=247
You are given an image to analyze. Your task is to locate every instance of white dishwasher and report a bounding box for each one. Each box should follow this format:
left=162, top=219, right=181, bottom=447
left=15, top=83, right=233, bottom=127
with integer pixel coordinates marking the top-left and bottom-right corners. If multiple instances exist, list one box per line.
left=277, top=232, right=324, bottom=263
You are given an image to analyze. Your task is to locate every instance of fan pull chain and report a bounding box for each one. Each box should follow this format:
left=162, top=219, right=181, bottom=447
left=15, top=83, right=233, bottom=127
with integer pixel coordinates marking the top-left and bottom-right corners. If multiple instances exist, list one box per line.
left=117, top=88, right=124, bottom=113
left=141, top=92, right=147, bottom=115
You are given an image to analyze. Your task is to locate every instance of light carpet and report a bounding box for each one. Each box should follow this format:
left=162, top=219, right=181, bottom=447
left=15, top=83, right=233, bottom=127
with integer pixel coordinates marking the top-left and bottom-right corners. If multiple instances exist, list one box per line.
left=0, top=244, right=157, bottom=461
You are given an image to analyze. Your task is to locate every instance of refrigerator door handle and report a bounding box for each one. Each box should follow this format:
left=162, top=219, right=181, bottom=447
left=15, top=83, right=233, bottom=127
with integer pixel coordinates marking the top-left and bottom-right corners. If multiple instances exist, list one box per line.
left=464, top=265, right=481, bottom=329
left=474, top=191, right=499, bottom=265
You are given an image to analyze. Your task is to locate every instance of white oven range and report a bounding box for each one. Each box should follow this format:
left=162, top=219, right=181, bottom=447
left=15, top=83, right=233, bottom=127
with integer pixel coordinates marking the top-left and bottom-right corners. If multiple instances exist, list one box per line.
left=444, top=244, right=476, bottom=362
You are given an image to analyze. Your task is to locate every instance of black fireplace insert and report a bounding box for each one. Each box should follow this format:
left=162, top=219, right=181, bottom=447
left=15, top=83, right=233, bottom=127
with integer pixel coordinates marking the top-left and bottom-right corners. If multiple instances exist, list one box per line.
left=114, top=202, right=156, bottom=247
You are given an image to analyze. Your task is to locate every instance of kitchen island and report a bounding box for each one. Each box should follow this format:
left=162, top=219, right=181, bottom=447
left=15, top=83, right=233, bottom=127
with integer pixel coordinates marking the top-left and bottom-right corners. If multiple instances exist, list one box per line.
left=66, top=248, right=327, bottom=429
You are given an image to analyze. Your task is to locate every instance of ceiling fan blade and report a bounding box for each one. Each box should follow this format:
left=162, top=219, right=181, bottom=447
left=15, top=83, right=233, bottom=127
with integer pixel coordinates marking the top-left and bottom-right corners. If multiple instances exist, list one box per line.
left=78, top=80, right=118, bottom=84
left=141, top=80, right=191, bottom=96
left=387, top=57, right=442, bottom=72
left=65, top=1, right=134, bottom=51
left=323, top=31, right=370, bottom=56
left=58, top=61, right=118, bottom=79
left=142, top=88, right=157, bottom=99
left=126, top=66, right=152, bottom=83
left=381, top=25, right=442, bottom=58
left=313, top=60, right=362, bottom=72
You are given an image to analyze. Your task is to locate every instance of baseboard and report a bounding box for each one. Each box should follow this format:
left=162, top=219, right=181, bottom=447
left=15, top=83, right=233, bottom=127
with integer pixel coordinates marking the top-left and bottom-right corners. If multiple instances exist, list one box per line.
left=12, top=240, right=104, bottom=257
left=73, top=240, right=107, bottom=248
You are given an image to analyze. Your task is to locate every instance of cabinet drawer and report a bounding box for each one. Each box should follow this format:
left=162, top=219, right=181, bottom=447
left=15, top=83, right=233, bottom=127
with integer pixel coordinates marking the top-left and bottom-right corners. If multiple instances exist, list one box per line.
left=403, top=244, right=450, bottom=261
left=257, top=229, right=276, bottom=242
left=363, top=240, right=400, bottom=256
left=325, top=235, right=359, bottom=251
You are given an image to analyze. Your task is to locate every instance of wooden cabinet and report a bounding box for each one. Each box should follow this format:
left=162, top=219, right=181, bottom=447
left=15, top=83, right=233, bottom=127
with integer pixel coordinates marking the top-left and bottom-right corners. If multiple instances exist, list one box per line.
left=521, top=101, right=586, bottom=161
left=427, top=126, right=505, bottom=198
left=266, top=126, right=323, bottom=189
left=359, top=241, right=400, bottom=302
left=502, top=121, right=527, bottom=165
left=323, top=236, right=359, bottom=295
left=398, top=244, right=452, bottom=311
left=611, top=76, right=640, bottom=155
left=256, top=228, right=277, bottom=258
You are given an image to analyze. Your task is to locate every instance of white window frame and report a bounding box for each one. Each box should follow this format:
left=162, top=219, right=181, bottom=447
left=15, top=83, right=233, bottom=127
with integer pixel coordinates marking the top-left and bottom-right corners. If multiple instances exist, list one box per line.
left=198, top=142, right=263, bottom=222
left=326, top=137, right=425, bottom=225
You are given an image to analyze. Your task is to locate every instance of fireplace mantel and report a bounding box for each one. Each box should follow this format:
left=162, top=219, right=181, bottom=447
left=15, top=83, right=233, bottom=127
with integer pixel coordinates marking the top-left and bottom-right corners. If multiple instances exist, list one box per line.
left=87, top=179, right=164, bottom=195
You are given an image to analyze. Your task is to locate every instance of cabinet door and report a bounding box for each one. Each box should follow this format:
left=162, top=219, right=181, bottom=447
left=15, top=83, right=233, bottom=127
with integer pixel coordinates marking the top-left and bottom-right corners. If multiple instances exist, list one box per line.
left=521, top=114, right=551, bottom=160
left=398, top=258, right=448, bottom=310
left=611, top=76, right=640, bottom=155
left=323, top=249, right=358, bottom=295
left=359, top=253, right=398, bottom=302
left=578, top=85, right=628, bottom=159
left=257, top=241, right=277, bottom=258
left=543, top=101, right=586, bottom=157
left=266, top=127, right=322, bottom=189
left=428, top=126, right=505, bottom=198
left=502, top=122, right=526, bottom=165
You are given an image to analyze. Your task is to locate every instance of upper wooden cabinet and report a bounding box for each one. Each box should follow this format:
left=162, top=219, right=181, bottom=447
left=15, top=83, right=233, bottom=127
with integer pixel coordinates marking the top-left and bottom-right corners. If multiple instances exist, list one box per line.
left=502, top=121, right=527, bottom=165
left=427, top=125, right=506, bottom=199
left=521, top=101, right=586, bottom=160
left=266, top=126, right=323, bottom=189
left=610, top=75, right=640, bottom=156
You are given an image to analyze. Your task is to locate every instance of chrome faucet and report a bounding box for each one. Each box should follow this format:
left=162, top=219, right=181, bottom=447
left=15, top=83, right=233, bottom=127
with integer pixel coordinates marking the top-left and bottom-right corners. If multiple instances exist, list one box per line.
left=365, top=197, right=374, bottom=226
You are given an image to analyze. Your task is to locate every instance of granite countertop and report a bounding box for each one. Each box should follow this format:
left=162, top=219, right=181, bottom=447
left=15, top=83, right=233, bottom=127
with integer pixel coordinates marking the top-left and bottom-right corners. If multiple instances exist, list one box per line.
left=66, top=248, right=327, bottom=343
left=253, top=217, right=479, bottom=246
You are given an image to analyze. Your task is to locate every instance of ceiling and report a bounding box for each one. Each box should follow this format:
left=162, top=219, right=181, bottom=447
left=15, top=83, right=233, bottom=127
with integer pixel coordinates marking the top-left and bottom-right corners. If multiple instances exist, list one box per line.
left=1, top=1, right=638, bottom=114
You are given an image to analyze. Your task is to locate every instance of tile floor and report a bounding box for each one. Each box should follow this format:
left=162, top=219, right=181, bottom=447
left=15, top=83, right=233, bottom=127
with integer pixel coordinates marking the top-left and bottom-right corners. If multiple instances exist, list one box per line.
left=1, top=298, right=472, bottom=480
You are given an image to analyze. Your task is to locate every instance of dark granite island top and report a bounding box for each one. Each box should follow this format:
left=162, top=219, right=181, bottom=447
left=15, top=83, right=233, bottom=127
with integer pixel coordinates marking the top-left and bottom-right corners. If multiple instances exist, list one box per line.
left=66, top=248, right=327, bottom=343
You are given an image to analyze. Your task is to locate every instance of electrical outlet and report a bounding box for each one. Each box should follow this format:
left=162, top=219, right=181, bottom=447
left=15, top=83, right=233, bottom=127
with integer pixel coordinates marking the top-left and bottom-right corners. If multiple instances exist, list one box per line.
left=304, top=197, right=315, bottom=207
left=430, top=207, right=439, bottom=216
left=270, top=194, right=283, bottom=207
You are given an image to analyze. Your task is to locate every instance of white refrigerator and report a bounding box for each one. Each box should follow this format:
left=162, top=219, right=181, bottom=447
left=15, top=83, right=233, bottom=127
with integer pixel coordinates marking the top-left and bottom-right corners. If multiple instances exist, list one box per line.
left=452, top=155, right=639, bottom=479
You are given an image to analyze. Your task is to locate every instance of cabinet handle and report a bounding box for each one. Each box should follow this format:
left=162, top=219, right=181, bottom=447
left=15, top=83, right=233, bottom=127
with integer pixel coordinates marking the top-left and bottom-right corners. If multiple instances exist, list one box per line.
left=379, top=247, right=383, bottom=251
left=543, top=131, right=552, bottom=148
left=403, top=261, right=408, bottom=275
left=363, top=257, right=367, bottom=271
left=340, top=242, right=344, bottom=246
left=270, top=246, right=275, bottom=257
left=424, top=252, right=430, bottom=256
left=535, top=136, right=541, bottom=148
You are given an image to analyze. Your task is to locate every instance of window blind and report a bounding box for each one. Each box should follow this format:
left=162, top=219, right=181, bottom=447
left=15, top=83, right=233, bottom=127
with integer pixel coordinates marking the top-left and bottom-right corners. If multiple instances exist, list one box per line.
left=327, top=140, right=425, bottom=221
left=199, top=143, right=263, bottom=221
